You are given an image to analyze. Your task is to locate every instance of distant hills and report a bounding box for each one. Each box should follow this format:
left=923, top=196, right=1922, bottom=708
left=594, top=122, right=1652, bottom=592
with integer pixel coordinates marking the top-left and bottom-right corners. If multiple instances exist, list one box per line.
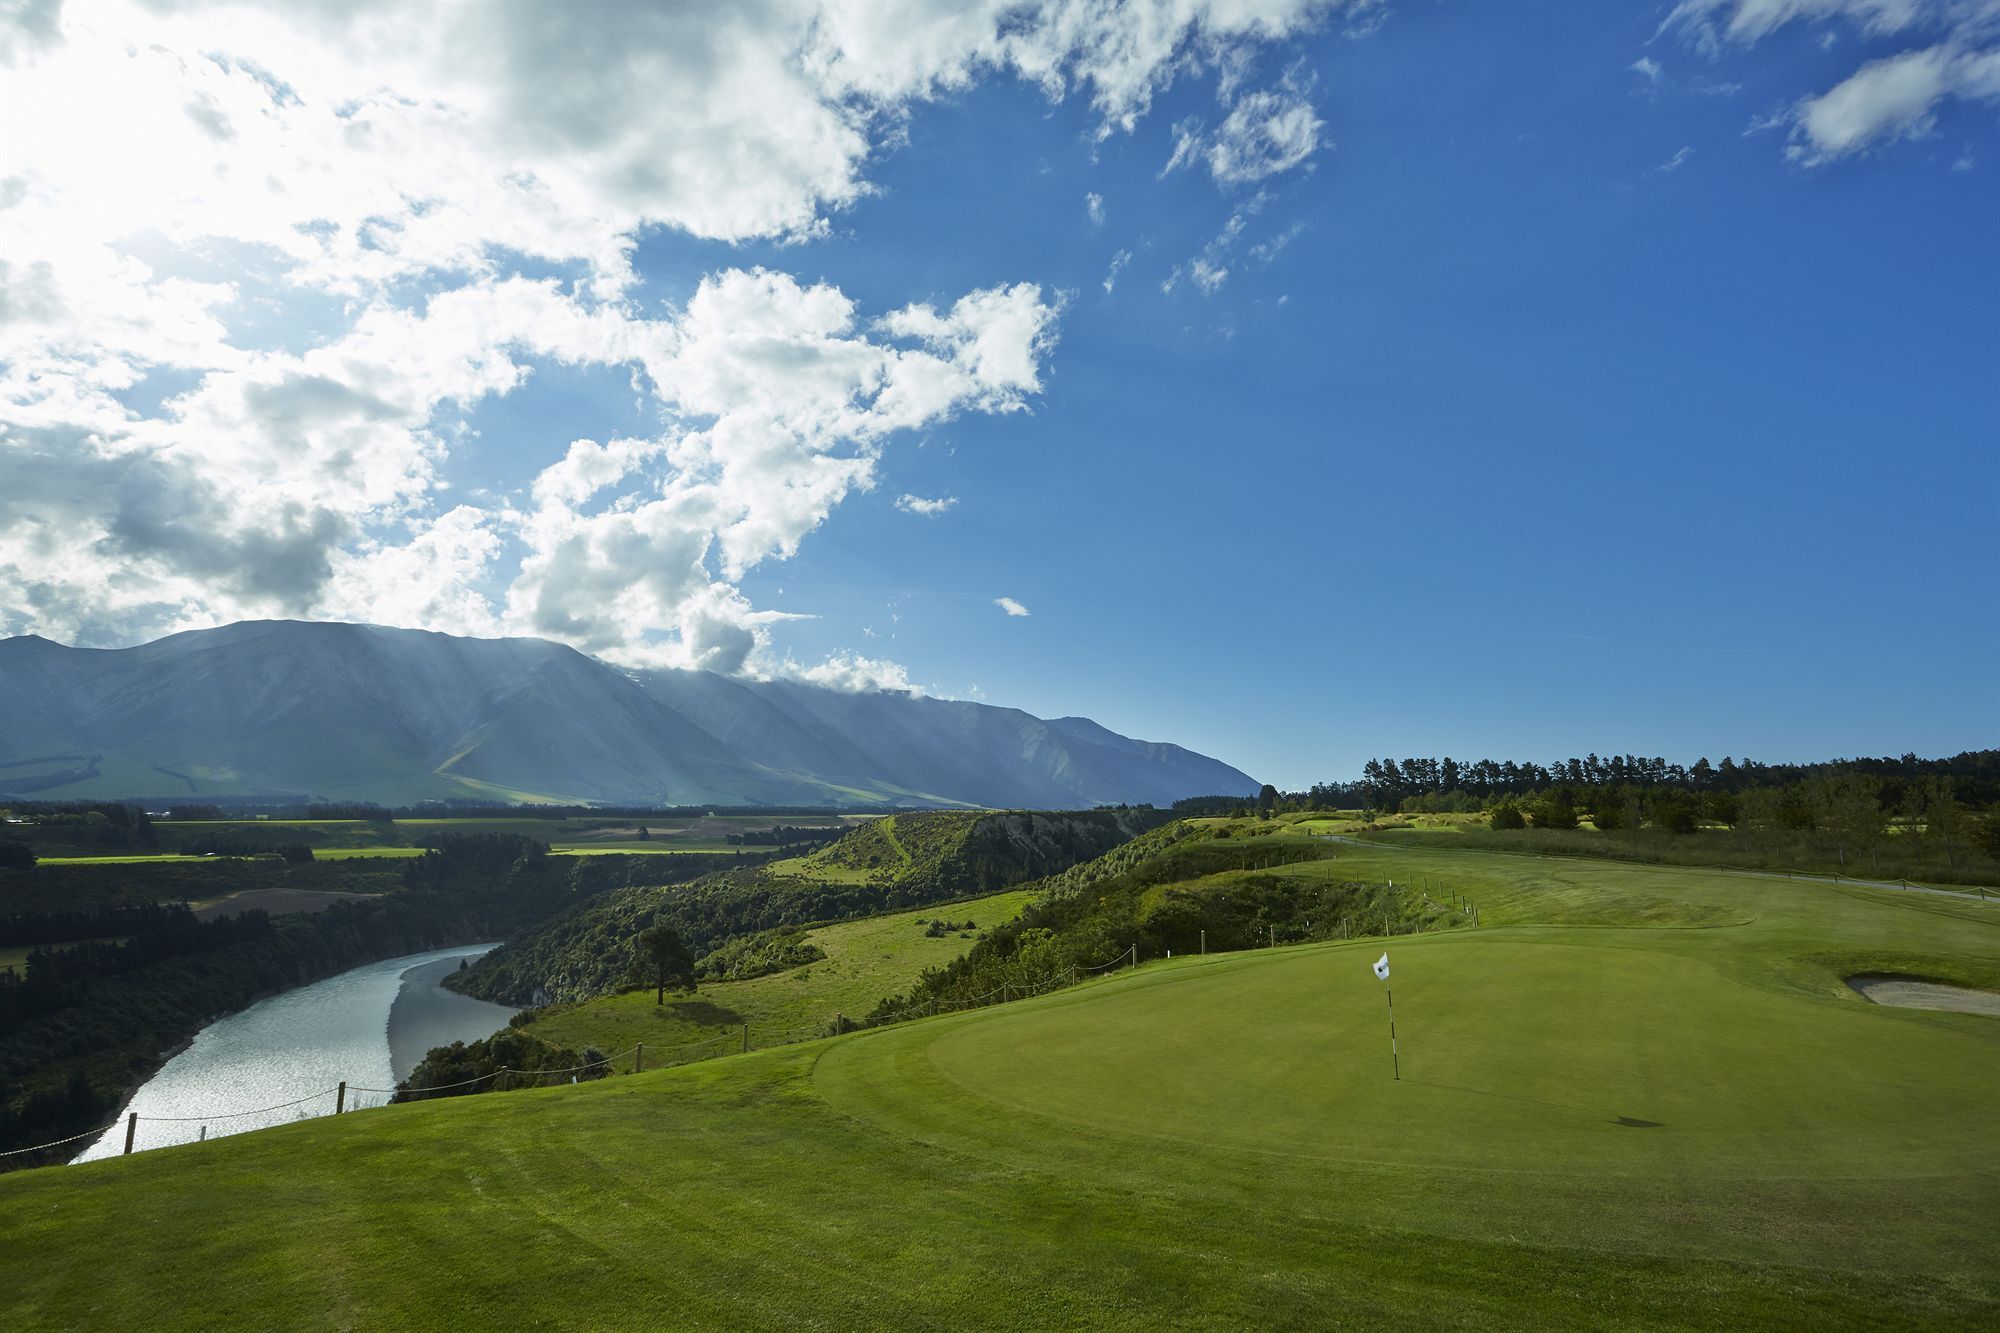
left=0, top=621, right=1258, bottom=809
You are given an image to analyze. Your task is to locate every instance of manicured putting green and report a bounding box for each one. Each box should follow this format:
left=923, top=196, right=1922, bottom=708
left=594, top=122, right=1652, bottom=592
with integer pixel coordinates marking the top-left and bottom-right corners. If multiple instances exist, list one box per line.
left=901, top=936, right=1986, bottom=1177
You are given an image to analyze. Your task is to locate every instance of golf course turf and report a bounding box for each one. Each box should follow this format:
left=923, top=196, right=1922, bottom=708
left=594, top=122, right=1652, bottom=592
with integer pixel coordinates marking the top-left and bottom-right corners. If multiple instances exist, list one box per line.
left=2, top=837, right=1994, bottom=1329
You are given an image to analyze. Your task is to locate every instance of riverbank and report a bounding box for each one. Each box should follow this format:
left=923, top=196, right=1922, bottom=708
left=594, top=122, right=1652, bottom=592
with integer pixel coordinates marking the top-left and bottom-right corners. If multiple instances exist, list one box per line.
left=388, top=955, right=518, bottom=1081
left=73, top=945, right=511, bottom=1161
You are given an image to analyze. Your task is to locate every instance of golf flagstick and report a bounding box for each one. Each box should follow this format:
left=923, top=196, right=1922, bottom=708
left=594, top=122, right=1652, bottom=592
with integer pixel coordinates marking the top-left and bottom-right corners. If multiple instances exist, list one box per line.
left=1374, top=952, right=1397, bottom=1080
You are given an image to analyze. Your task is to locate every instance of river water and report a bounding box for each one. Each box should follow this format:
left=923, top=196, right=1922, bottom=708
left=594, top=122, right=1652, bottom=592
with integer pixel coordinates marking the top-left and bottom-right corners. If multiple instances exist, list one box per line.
left=76, top=943, right=517, bottom=1161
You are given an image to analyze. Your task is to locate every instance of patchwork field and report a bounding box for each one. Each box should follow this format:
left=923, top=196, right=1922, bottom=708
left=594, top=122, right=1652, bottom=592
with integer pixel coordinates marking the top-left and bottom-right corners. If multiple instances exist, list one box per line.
left=2, top=840, right=1995, bottom=1329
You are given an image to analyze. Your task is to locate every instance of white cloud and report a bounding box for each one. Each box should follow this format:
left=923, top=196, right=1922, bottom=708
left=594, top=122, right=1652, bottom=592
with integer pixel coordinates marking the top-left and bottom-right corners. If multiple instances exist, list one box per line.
left=1248, top=221, right=1308, bottom=264
left=1207, top=87, right=1325, bottom=183
left=1165, top=191, right=1297, bottom=298
left=896, top=493, right=959, bottom=516
left=1085, top=190, right=1105, bottom=225
left=1789, top=44, right=2000, bottom=163
left=1954, top=146, right=1977, bottom=169
left=1661, top=0, right=1928, bottom=54
left=1103, top=248, right=1134, bottom=293
left=784, top=649, right=919, bottom=694
left=1161, top=116, right=1207, bottom=177
left=1162, top=81, right=1326, bottom=187
left=994, top=596, right=1031, bottom=617
left=1653, top=145, right=1696, bottom=173
left=1632, top=56, right=1665, bottom=84
left=1660, top=0, right=2000, bottom=165
left=0, top=0, right=1356, bottom=677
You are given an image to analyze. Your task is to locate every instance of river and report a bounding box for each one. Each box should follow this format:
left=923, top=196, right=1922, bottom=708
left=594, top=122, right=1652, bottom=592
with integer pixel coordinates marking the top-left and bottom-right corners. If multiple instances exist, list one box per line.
left=75, top=943, right=518, bottom=1161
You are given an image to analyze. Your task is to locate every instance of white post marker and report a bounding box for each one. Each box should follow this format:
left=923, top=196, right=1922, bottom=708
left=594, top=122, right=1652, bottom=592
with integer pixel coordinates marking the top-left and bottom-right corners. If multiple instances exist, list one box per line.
left=1374, top=952, right=1398, bottom=1081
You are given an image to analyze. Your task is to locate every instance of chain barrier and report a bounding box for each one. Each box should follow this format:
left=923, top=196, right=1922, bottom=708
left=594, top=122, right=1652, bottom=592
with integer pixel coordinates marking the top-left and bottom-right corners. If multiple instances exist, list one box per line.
left=0, top=1122, right=125, bottom=1159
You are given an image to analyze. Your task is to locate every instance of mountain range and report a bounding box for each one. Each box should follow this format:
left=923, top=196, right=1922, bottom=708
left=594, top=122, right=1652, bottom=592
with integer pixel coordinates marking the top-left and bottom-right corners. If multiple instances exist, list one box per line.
left=0, top=621, right=1258, bottom=809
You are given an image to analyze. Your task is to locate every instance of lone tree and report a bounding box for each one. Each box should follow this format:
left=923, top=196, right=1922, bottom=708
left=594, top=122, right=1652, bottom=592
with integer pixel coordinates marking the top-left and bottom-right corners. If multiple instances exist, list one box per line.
left=1257, top=784, right=1280, bottom=819
left=635, top=924, right=696, bottom=1005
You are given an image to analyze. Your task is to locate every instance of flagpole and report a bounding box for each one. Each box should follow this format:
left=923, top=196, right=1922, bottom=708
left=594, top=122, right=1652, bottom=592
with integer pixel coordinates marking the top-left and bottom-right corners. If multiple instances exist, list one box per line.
left=1385, top=984, right=1399, bottom=1081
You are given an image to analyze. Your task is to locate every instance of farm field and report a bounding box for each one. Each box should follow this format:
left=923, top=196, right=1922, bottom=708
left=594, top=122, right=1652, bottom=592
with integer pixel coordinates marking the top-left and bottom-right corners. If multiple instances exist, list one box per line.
left=2, top=841, right=1995, bottom=1329
left=4, top=813, right=865, bottom=862
left=522, top=889, right=1033, bottom=1069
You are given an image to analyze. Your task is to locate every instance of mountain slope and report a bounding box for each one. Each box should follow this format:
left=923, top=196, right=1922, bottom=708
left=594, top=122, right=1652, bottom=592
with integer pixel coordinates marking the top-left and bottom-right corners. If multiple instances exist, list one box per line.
left=0, top=621, right=1258, bottom=808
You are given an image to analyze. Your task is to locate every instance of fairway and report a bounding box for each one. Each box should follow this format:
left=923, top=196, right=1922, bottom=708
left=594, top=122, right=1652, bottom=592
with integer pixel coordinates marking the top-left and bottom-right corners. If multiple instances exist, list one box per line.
left=2, top=851, right=1996, bottom=1329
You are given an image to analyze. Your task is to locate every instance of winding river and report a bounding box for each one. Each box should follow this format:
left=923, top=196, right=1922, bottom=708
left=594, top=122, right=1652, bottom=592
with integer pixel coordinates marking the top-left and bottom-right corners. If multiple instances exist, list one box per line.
left=76, top=944, right=518, bottom=1161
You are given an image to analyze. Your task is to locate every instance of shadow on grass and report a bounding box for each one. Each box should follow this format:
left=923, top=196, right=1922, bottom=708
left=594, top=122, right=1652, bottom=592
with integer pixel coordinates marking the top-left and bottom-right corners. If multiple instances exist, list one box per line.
left=664, top=999, right=747, bottom=1027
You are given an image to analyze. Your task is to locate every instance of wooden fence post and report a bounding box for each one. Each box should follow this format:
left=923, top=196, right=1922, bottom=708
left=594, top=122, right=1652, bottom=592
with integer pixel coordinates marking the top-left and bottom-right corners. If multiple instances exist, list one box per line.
left=123, top=1112, right=137, bottom=1156
left=1200, top=930, right=1206, bottom=955
left=634, top=1043, right=644, bottom=1072
left=335, top=1081, right=346, bottom=1114
left=741, top=1023, right=748, bottom=1053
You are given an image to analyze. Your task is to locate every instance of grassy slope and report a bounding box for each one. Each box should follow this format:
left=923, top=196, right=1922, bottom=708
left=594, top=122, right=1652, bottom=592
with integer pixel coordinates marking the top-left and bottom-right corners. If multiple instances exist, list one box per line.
left=522, top=889, right=1033, bottom=1071
left=3, top=831, right=1997, bottom=1328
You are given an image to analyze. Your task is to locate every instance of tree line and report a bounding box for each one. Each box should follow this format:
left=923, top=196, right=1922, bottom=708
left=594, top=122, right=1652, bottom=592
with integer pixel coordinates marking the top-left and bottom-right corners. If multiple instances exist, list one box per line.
left=1172, top=750, right=2000, bottom=815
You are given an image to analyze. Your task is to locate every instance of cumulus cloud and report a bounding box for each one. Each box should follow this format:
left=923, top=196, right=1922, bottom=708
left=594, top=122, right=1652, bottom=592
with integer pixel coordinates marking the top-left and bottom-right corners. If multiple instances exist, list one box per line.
left=0, top=0, right=1340, bottom=673
left=1085, top=191, right=1105, bottom=225
left=994, top=596, right=1031, bottom=617
left=896, top=493, right=958, bottom=516
left=786, top=649, right=918, bottom=694
left=1660, top=0, right=2000, bottom=165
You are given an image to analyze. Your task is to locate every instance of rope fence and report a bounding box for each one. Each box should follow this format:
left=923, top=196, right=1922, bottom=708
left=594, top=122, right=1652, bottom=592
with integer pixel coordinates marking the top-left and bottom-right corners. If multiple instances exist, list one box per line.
left=3, top=919, right=1356, bottom=1169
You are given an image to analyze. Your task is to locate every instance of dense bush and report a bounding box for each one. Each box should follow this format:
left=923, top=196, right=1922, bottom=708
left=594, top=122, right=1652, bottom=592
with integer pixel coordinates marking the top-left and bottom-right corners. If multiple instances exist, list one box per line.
left=694, top=929, right=825, bottom=982
left=394, top=1030, right=610, bottom=1101
left=871, top=821, right=1450, bottom=1021
left=452, top=810, right=1168, bottom=1006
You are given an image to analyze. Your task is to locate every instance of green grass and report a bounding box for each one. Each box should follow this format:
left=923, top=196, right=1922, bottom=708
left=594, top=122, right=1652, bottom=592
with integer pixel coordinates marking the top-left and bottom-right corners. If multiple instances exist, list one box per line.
left=3, top=840, right=1997, bottom=1328
left=309, top=846, right=428, bottom=860
left=524, top=889, right=1034, bottom=1068
left=547, top=840, right=737, bottom=856
left=31, top=853, right=219, bottom=865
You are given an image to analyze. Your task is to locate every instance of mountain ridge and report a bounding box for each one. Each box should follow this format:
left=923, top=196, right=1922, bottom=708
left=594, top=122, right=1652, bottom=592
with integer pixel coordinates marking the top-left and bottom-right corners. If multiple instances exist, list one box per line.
left=0, top=620, right=1259, bottom=809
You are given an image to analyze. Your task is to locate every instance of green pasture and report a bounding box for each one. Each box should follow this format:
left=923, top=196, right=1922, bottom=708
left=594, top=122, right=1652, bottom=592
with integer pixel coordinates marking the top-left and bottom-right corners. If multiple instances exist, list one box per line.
left=548, top=840, right=737, bottom=856
left=31, top=853, right=218, bottom=865
left=3, top=843, right=1997, bottom=1328
left=524, top=889, right=1033, bottom=1068
left=306, top=846, right=427, bottom=860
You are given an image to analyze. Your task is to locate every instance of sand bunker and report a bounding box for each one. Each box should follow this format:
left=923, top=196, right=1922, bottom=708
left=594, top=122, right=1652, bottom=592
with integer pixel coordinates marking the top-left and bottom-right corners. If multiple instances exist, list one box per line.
left=1846, top=975, right=2000, bottom=1017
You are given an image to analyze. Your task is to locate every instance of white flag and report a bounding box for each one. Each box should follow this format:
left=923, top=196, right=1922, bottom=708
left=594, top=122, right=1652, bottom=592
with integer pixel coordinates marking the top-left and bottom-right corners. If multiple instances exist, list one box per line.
left=1373, top=953, right=1390, bottom=981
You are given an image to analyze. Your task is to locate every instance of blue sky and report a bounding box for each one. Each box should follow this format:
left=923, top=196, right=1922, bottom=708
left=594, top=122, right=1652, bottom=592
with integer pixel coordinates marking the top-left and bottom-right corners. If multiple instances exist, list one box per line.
left=2, top=1, right=1995, bottom=788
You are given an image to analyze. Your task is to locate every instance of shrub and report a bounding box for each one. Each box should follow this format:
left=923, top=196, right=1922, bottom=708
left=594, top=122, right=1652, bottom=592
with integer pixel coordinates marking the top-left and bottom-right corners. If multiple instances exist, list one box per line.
left=1489, top=805, right=1527, bottom=831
